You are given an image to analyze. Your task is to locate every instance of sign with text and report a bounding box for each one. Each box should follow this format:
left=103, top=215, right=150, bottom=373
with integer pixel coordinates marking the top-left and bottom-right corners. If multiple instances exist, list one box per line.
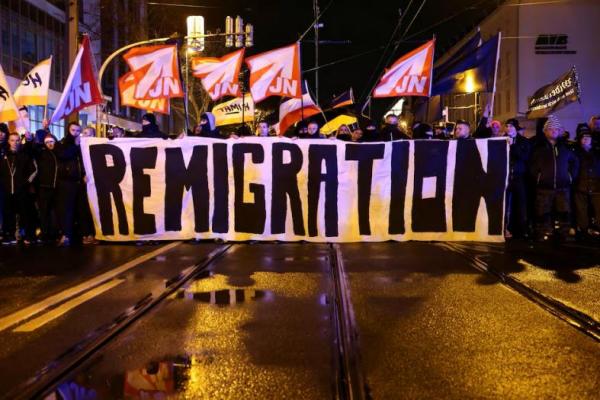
left=527, top=67, right=581, bottom=119
left=81, top=137, right=509, bottom=242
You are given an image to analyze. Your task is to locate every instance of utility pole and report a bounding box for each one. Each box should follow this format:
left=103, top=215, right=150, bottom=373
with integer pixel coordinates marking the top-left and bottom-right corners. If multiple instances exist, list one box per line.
left=313, top=0, right=320, bottom=105
left=66, top=0, right=79, bottom=127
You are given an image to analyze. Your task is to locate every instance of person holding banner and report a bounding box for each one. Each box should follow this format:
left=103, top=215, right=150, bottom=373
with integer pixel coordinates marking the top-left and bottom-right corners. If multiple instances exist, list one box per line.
left=0, top=133, right=38, bottom=245
left=454, top=120, right=472, bottom=140
left=138, top=114, right=167, bottom=139
left=505, top=118, right=532, bottom=239
left=380, top=114, right=409, bottom=141
left=256, top=121, right=271, bottom=137
left=574, top=126, right=600, bottom=238
left=529, top=115, right=579, bottom=242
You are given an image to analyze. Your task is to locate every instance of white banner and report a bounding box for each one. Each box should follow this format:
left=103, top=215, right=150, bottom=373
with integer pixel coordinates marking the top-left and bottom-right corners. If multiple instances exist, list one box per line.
left=81, top=137, right=509, bottom=242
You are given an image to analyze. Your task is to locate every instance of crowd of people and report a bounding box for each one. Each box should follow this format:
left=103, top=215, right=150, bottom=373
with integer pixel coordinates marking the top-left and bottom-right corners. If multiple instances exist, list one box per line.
left=1, top=107, right=599, bottom=246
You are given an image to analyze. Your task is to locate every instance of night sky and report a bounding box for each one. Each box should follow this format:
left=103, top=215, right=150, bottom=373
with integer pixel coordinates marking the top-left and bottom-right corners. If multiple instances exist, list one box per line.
left=148, top=0, right=499, bottom=118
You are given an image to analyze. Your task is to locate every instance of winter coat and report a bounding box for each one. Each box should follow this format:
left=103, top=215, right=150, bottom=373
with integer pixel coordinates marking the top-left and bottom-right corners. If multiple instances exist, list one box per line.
left=0, top=149, right=37, bottom=194
left=36, top=147, right=59, bottom=189
left=379, top=125, right=410, bottom=141
left=138, top=123, right=168, bottom=139
left=509, top=135, right=532, bottom=181
left=575, top=147, right=600, bottom=193
left=55, top=134, right=84, bottom=183
left=529, top=138, right=579, bottom=190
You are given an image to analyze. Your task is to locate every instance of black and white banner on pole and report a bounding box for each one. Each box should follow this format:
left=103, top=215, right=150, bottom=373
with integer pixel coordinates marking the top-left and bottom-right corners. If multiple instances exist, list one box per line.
left=526, top=66, right=581, bottom=119
left=81, top=137, right=509, bottom=242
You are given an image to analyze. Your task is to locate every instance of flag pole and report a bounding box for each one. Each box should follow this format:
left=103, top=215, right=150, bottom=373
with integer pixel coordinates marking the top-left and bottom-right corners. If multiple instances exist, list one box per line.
left=176, top=39, right=190, bottom=135
left=489, top=31, right=502, bottom=119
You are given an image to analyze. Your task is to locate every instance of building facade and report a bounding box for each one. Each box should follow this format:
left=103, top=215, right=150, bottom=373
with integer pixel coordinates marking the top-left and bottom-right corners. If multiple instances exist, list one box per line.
left=0, top=0, right=144, bottom=138
left=434, top=0, right=599, bottom=136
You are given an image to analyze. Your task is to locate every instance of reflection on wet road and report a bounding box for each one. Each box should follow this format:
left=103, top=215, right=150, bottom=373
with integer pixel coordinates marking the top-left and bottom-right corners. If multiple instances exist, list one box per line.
left=1, top=242, right=598, bottom=399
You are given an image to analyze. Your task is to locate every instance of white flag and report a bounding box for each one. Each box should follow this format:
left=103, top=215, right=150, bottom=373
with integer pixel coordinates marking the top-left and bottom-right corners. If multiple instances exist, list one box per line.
left=14, top=57, right=52, bottom=107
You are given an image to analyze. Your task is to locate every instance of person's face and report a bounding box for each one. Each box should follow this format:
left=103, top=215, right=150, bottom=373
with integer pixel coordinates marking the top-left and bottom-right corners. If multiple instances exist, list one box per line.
left=307, top=123, right=319, bottom=135
left=351, top=129, right=363, bottom=141
left=82, top=128, right=95, bottom=137
left=113, top=128, right=124, bottom=138
left=455, top=123, right=470, bottom=139
left=257, top=122, right=269, bottom=136
left=194, top=125, right=202, bottom=134
left=8, top=135, right=19, bottom=151
left=544, top=127, right=562, bottom=141
left=386, top=116, right=398, bottom=126
left=505, top=124, right=517, bottom=138
left=44, top=138, right=56, bottom=150
left=200, top=118, right=208, bottom=126
left=491, top=123, right=502, bottom=137
left=581, top=135, right=592, bottom=149
left=338, top=125, right=350, bottom=135
left=69, top=124, right=81, bottom=137
left=142, top=119, right=150, bottom=126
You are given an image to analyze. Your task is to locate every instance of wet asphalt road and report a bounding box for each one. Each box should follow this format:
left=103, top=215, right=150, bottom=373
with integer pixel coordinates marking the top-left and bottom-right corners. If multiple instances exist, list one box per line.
left=0, top=241, right=598, bottom=399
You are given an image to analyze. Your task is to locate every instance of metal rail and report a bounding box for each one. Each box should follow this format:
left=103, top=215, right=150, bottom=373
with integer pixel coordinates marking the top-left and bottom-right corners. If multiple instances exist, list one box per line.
left=440, top=242, right=600, bottom=342
left=329, top=244, right=368, bottom=400
left=11, top=243, right=233, bottom=400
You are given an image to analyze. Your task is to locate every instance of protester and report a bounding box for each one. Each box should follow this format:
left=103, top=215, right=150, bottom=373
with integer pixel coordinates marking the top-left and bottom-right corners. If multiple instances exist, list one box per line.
left=111, top=126, right=125, bottom=139
left=36, top=134, right=60, bottom=243
left=0, top=132, right=37, bottom=244
left=504, top=118, right=532, bottom=239
left=82, top=126, right=96, bottom=137
left=335, top=124, right=352, bottom=141
left=529, top=115, right=579, bottom=241
left=380, top=114, right=409, bottom=141
left=0, top=123, right=6, bottom=235
left=573, top=125, right=600, bottom=238
left=195, top=112, right=221, bottom=139
left=454, top=120, right=472, bottom=139
left=362, top=120, right=379, bottom=142
left=412, top=123, right=434, bottom=139
left=433, top=122, right=449, bottom=140
left=138, top=113, right=167, bottom=139
left=588, top=115, right=600, bottom=152
left=55, top=122, right=96, bottom=246
left=256, top=121, right=270, bottom=137
left=351, top=129, right=364, bottom=142
left=299, top=121, right=324, bottom=139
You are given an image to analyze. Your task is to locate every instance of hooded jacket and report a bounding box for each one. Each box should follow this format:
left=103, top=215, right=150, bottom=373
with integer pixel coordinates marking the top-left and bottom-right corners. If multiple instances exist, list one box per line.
left=55, top=134, right=84, bottom=183
left=199, top=112, right=221, bottom=139
left=529, top=137, right=579, bottom=190
left=0, top=148, right=37, bottom=194
left=36, top=146, right=59, bottom=189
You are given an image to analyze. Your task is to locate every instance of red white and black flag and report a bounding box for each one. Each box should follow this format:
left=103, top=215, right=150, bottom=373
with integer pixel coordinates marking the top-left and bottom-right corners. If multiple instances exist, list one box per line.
left=51, top=35, right=102, bottom=123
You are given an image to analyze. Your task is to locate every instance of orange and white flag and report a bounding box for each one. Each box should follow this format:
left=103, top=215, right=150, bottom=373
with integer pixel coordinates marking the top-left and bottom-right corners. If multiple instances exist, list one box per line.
left=279, top=82, right=321, bottom=134
left=123, top=45, right=183, bottom=100
left=0, top=64, right=19, bottom=123
left=373, top=39, right=435, bottom=98
left=119, top=72, right=170, bottom=114
left=192, top=49, right=244, bottom=101
left=245, top=43, right=302, bottom=103
left=14, top=57, right=52, bottom=107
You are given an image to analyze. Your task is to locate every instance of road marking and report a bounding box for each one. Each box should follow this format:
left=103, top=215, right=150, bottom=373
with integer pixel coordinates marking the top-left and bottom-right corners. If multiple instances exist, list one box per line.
left=13, top=279, right=125, bottom=332
left=0, top=242, right=181, bottom=332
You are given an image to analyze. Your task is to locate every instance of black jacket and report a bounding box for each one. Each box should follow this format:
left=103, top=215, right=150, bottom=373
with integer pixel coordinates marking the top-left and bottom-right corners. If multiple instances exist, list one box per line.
left=575, top=147, right=600, bottom=193
left=509, top=135, right=532, bottom=180
left=55, top=134, right=84, bottom=183
left=529, top=138, right=579, bottom=190
left=138, top=123, right=168, bottom=139
left=379, top=125, right=410, bottom=141
left=0, top=149, right=37, bottom=194
left=36, top=147, right=59, bottom=188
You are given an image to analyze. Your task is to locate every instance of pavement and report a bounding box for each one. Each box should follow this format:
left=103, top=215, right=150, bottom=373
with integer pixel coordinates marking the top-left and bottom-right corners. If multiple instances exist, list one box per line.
left=0, top=240, right=598, bottom=399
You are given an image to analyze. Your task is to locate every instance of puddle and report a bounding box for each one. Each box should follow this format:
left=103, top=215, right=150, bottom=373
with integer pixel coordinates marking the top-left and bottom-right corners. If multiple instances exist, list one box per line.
left=175, top=289, right=274, bottom=305
left=45, top=355, right=208, bottom=399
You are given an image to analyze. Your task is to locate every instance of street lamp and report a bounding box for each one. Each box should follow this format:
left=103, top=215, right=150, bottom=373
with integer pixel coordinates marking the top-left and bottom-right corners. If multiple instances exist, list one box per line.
left=186, top=16, right=205, bottom=52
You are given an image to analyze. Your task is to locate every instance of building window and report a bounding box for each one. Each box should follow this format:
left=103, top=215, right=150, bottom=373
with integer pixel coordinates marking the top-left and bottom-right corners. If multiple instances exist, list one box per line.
left=28, top=105, right=65, bottom=140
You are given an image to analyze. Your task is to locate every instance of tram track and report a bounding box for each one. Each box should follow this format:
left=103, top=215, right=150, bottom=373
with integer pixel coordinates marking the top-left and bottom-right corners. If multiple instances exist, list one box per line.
left=8, top=243, right=233, bottom=400
left=10, top=242, right=370, bottom=399
left=439, top=242, right=600, bottom=342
